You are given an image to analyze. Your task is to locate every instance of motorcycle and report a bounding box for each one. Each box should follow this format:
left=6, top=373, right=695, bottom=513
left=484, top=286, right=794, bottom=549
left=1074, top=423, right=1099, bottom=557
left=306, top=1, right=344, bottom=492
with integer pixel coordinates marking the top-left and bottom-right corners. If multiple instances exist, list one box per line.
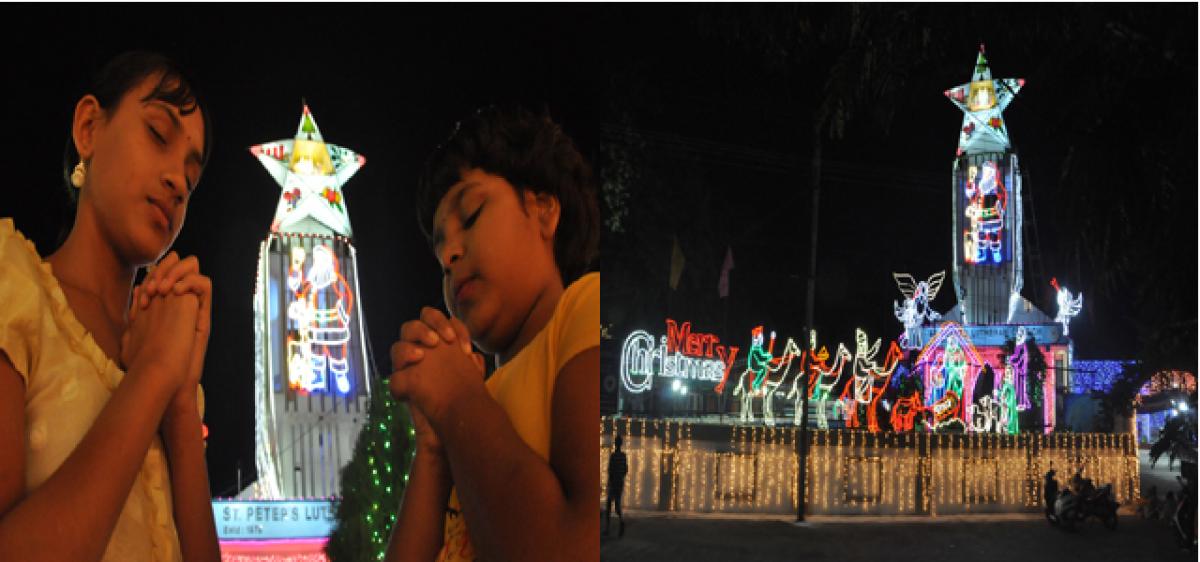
left=1045, top=472, right=1118, bottom=531
left=1170, top=473, right=1197, bottom=549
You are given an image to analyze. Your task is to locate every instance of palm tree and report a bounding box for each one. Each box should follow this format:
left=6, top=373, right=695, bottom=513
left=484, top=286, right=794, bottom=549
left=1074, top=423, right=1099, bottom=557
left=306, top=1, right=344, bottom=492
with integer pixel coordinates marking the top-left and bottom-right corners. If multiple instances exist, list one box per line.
left=1149, top=407, right=1197, bottom=474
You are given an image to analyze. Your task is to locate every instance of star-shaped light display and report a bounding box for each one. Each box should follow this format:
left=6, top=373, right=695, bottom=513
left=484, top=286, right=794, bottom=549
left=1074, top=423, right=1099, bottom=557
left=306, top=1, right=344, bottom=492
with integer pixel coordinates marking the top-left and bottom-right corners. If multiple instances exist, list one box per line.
left=251, top=104, right=366, bottom=237
left=944, top=45, right=1025, bottom=156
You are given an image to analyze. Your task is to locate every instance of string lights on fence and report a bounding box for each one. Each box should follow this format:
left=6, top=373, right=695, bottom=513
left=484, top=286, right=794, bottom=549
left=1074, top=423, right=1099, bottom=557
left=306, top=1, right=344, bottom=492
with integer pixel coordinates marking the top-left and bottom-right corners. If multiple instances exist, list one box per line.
left=600, top=417, right=1138, bottom=518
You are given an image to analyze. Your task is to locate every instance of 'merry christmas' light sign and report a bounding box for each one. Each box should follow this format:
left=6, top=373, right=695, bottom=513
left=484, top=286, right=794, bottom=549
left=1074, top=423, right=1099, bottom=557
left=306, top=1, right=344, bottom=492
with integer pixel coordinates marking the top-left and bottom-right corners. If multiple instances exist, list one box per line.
left=620, top=320, right=740, bottom=394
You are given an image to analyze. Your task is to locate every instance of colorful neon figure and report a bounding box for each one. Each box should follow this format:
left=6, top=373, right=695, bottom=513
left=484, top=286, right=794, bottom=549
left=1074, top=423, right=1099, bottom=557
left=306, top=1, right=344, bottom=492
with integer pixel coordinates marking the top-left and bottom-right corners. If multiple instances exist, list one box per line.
left=1009, top=326, right=1030, bottom=410
left=893, top=271, right=946, bottom=349
left=926, top=391, right=962, bottom=431
left=287, top=244, right=354, bottom=394
left=1050, top=277, right=1083, bottom=336
left=756, top=338, right=806, bottom=427
left=733, top=326, right=774, bottom=423
left=963, top=160, right=1007, bottom=264
left=942, top=337, right=967, bottom=404
left=805, top=343, right=852, bottom=430
left=784, top=331, right=824, bottom=427
left=841, top=329, right=903, bottom=432
left=890, top=391, right=924, bottom=433
left=1000, top=364, right=1019, bottom=434
left=924, top=336, right=968, bottom=425
left=733, top=326, right=804, bottom=425
left=972, top=395, right=1003, bottom=433
left=285, top=246, right=311, bottom=389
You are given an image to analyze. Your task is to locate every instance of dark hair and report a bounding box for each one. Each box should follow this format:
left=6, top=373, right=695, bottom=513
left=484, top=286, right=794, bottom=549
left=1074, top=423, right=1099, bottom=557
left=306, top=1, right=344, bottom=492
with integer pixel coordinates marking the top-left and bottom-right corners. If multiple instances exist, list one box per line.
left=416, top=105, right=599, bottom=285
left=62, top=51, right=213, bottom=201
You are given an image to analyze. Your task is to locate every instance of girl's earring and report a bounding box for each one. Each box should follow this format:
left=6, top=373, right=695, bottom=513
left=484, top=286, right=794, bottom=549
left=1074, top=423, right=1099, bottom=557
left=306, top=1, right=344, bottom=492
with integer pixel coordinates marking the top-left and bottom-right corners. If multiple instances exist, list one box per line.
left=70, top=161, right=86, bottom=189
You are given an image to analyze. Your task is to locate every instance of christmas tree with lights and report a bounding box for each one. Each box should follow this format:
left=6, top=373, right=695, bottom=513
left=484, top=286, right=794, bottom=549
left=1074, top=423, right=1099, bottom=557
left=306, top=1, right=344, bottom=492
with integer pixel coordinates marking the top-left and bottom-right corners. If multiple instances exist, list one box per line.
left=326, top=380, right=415, bottom=561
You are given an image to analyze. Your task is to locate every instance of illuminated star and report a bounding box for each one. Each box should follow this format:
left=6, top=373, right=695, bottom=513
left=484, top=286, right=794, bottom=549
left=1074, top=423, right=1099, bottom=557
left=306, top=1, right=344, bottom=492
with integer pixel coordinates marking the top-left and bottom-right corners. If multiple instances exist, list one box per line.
left=250, top=104, right=366, bottom=237
left=944, top=44, right=1025, bottom=156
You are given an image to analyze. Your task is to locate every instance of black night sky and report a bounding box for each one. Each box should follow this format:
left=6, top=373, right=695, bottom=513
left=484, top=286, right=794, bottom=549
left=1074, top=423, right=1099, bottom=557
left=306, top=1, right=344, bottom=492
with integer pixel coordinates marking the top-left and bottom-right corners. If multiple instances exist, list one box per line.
left=2, top=5, right=1195, bottom=496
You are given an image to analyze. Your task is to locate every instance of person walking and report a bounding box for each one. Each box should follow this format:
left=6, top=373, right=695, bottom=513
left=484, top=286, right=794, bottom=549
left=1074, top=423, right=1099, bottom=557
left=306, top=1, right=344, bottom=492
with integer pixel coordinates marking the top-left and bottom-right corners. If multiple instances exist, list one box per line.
left=605, top=435, right=629, bottom=537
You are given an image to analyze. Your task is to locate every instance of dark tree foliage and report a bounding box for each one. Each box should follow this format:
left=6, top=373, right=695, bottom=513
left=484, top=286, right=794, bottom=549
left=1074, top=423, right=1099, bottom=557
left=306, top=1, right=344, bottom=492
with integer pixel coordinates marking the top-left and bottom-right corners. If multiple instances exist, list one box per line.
left=326, top=378, right=415, bottom=562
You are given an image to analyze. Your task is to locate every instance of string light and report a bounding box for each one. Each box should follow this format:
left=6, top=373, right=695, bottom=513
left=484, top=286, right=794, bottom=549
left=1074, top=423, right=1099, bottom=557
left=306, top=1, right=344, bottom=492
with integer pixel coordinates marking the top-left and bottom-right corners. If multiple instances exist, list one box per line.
left=601, top=412, right=1139, bottom=516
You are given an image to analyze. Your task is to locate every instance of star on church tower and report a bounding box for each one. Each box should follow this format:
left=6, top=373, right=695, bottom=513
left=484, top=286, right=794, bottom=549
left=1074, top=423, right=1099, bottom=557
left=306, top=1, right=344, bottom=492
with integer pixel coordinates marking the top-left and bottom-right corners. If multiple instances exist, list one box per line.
left=944, top=45, right=1025, bottom=156
left=250, top=104, right=366, bottom=237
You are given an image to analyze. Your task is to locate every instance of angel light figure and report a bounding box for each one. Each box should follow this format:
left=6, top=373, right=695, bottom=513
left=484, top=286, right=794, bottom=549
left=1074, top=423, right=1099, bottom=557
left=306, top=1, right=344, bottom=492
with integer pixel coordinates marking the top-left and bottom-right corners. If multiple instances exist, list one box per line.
left=1050, top=277, right=1082, bottom=336
left=893, top=271, right=945, bottom=350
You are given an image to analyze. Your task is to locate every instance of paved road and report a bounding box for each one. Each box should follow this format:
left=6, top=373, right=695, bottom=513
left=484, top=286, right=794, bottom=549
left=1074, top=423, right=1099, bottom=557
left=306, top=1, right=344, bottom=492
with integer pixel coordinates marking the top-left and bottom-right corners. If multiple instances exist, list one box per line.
left=601, top=511, right=1192, bottom=562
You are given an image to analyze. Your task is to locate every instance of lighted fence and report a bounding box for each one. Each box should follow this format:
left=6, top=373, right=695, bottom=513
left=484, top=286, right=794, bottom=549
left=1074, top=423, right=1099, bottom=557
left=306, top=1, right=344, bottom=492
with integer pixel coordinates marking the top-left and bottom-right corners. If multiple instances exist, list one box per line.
left=600, top=417, right=1139, bottom=516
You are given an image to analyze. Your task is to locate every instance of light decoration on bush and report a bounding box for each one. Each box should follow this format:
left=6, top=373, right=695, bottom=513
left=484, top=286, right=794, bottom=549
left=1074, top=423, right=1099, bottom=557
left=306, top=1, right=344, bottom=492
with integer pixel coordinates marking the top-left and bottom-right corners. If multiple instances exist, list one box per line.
left=893, top=271, right=945, bottom=349
left=1139, top=370, right=1197, bottom=396
left=1070, top=360, right=1134, bottom=394
left=600, top=417, right=1139, bottom=517
left=1050, top=278, right=1083, bottom=336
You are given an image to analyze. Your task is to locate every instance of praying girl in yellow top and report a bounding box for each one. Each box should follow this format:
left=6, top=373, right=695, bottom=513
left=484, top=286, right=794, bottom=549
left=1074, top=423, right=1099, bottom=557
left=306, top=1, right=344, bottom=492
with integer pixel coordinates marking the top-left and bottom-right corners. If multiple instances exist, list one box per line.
left=385, top=106, right=600, bottom=561
left=0, top=52, right=220, bottom=561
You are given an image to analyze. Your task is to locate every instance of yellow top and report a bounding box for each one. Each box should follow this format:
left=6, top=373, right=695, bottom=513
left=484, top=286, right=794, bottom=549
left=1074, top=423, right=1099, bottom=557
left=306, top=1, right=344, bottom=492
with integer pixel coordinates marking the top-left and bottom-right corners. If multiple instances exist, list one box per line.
left=0, top=218, right=200, bottom=561
left=437, top=272, right=600, bottom=561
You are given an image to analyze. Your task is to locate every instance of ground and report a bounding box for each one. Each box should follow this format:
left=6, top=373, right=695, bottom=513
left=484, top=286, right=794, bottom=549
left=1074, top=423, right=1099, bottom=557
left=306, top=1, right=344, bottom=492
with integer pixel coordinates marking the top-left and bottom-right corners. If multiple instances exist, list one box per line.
left=601, top=447, right=1194, bottom=561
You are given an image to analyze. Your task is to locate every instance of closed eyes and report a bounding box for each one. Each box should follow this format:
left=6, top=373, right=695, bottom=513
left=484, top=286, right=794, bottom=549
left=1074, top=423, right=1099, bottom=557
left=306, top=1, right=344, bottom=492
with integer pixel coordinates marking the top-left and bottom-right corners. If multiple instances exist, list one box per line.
left=148, top=124, right=166, bottom=144
left=463, top=204, right=483, bottom=229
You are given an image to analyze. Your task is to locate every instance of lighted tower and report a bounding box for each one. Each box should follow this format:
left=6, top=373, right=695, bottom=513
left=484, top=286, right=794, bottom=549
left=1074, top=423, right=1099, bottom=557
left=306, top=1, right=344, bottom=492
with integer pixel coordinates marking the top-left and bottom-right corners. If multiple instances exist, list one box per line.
left=944, top=45, right=1026, bottom=324
left=927, top=46, right=1071, bottom=434
left=249, top=104, right=373, bottom=498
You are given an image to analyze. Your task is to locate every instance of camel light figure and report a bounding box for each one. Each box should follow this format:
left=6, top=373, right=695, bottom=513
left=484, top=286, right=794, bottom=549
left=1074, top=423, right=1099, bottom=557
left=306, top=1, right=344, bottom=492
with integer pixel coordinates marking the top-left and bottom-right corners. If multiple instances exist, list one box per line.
left=842, top=329, right=904, bottom=431
left=784, top=331, right=822, bottom=427
left=893, top=271, right=945, bottom=350
left=733, top=326, right=803, bottom=424
left=1050, top=277, right=1082, bottom=336
left=758, top=339, right=804, bottom=427
left=807, top=343, right=853, bottom=430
